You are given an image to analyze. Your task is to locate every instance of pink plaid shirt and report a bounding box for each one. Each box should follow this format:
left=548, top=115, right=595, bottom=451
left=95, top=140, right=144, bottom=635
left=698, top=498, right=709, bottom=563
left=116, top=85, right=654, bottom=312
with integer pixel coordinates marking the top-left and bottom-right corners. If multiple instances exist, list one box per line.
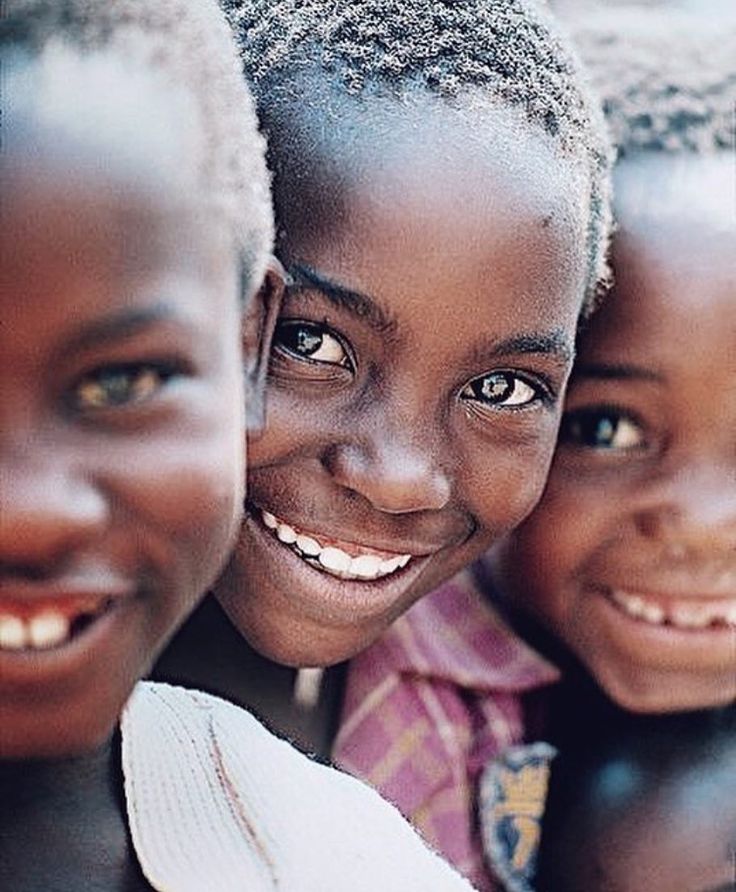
left=333, top=567, right=558, bottom=892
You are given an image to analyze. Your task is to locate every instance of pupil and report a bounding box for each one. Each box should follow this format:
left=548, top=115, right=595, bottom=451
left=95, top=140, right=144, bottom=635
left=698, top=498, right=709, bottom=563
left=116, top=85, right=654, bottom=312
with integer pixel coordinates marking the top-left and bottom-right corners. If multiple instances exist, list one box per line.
left=595, top=417, right=615, bottom=444
left=100, top=370, right=133, bottom=405
left=295, top=327, right=323, bottom=355
left=481, top=374, right=512, bottom=402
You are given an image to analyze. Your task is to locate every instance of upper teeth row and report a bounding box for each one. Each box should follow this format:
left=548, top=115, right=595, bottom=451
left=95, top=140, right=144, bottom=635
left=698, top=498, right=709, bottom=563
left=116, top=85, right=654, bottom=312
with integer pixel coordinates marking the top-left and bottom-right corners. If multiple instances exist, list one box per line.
left=611, top=590, right=736, bottom=630
left=0, top=611, right=71, bottom=651
left=261, top=511, right=412, bottom=580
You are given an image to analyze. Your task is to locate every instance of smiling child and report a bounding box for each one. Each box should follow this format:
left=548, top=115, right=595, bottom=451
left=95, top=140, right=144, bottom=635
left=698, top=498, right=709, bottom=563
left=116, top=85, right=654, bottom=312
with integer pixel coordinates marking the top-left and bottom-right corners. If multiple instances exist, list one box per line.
left=335, top=5, right=736, bottom=889
left=491, top=4, right=736, bottom=715
left=212, top=0, right=612, bottom=672
left=0, top=2, right=480, bottom=890
left=157, top=0, right=613, bottom=740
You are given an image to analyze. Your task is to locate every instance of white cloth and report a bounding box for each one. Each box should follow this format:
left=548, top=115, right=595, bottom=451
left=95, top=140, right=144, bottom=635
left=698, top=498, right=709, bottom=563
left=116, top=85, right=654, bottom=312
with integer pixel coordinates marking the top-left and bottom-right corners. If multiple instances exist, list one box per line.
left=122, top=682, right=477, bottom=891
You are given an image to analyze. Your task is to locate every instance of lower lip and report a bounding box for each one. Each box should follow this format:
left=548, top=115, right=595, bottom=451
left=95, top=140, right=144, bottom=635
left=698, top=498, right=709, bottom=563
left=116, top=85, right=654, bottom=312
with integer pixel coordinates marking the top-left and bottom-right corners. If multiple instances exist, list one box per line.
left=588, top=587, right=736, bottom=664
left=243, top=511, right=434, bottom=626
left=0, top=599, right=131, bottom=689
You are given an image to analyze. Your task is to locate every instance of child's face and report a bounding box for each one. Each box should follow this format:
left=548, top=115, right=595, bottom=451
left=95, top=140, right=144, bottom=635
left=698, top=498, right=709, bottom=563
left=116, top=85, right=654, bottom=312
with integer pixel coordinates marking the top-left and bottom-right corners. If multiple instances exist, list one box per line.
left=492, top=152, right=736, bottom=712
left=217, top=98, right=589, bottom=666
left=0, top=53, right=248, bottom=758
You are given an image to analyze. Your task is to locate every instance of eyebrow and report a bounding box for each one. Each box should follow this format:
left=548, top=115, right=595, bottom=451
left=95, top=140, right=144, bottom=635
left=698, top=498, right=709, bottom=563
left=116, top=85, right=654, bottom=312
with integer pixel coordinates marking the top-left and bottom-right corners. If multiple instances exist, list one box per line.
left=571, top=362, right=664, bottom=383
left=59, top=304, right=190, bottom=358
left=287, top=262, right=575, bottom=365
left=285, top=263, right=399, bottom=335
left=466, top=331, right=575, bottom=367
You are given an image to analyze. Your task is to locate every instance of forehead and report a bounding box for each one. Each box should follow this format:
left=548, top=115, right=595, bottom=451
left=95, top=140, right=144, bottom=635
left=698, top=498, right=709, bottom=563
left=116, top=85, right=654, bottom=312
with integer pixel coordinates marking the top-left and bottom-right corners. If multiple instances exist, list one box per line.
left=578, top=152, right=736, bottom=362
left=5, top=42, right=205, bottom=201
left=277, top=86, right=589, bottom=231
left=276, top=91, right=589, bottom=333
left=1, top=43, right=231, bottom=313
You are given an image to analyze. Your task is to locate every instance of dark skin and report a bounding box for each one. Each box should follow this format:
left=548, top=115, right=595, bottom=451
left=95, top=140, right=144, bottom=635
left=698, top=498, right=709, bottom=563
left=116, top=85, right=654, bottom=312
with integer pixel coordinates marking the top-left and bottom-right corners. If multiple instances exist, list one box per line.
left=1, top=48, right=273, bottom=887
left=536, top=681, right=736, bottom=892
left=158, top=83, right=592, bottom=752
left=490, top=152, right=736, bottom=714
left=0, top=742, right=152, bottom=892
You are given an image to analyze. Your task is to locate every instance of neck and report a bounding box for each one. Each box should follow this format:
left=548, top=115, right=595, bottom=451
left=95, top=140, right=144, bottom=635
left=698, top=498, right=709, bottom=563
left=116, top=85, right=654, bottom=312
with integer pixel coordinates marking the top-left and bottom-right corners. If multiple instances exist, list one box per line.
left=0, top=734, right=118, bottom=811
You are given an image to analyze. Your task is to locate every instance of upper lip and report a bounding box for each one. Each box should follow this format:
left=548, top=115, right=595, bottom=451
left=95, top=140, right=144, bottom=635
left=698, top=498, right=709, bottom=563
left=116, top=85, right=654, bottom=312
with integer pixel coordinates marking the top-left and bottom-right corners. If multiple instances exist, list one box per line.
left=248, top=502, right=462, bottom=558
left=0, top=579, right=135, bottom=607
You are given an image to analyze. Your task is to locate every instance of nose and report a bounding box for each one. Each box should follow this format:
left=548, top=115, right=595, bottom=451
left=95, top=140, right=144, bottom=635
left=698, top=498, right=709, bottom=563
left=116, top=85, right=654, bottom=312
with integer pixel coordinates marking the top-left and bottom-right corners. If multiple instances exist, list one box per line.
left=634, top=462, right=736, bottom=558
left=0, top=453, right=109, bottom=571
left=323, top=427, right=452, bottom=515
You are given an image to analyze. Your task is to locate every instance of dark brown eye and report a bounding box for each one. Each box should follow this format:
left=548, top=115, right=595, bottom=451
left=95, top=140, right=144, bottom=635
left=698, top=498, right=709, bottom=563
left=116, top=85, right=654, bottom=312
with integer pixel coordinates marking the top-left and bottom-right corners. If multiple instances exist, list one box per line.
left=461, top=372, right=540, bottom=408
left=274, top=321, right=351, bottom=368
left=560, top=409, right=645, bottom=450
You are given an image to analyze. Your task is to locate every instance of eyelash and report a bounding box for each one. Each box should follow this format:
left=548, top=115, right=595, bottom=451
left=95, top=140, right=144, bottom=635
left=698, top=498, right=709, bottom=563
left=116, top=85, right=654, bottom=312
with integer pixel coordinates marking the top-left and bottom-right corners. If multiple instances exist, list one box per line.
left=273, top=318, right=553, bottom=413
left=460, top=371, right=553, bottom=412
left=272, top=320, right=354, bottom=371
left=559, top=404, right=648, bottom=452
left=67, top=361, right=181, bottom=413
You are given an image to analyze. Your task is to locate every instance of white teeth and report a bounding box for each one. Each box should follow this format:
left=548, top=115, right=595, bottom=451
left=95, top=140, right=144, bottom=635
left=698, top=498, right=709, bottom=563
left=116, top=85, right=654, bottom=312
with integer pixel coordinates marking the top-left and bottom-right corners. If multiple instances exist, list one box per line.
left=611, top=590, right=736, bottom=630
left=0, top=611, right=73, bottom=651
left=379, top=556, right=402, bottom=575
left=318, top=547, right=352, bottom=574
left=670, top=605, right=711, bottom=629
left=0, top=615, right=28, bottom=650
left=28, top=612, right=70, bottom=649
left=641, top=602, right=665, bottom=625
left=276, top=523, right=297, bottom=545
left=613, top=592, right=647, bottom=619
left=295, top=534, right=321, bottom=557
left=259, top=508, right=414, bottom=581
left=350, top=554, right=384, bottom=579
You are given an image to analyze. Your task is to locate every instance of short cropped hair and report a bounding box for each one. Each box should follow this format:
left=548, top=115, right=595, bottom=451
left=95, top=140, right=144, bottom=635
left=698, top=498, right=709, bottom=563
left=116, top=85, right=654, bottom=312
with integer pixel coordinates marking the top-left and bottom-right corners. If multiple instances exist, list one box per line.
left=223, top=0, right=614, bottom=315
left=2, top=0, right=274, bottom=285
left=558, top=3, right=736, bottom=154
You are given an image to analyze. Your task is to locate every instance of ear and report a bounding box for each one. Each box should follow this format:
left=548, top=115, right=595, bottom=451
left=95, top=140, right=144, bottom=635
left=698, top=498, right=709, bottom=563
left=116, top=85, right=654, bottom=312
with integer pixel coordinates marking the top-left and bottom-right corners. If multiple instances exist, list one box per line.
left=242, top=256, right=286, bottom=435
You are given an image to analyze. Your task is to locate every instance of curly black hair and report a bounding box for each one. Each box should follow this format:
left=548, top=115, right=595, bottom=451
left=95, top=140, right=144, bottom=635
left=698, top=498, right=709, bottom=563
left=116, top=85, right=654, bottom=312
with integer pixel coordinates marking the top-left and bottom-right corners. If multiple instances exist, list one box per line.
left=3, top=0, right=274, bottom=284
left=223, top=0, right=615, bottom=314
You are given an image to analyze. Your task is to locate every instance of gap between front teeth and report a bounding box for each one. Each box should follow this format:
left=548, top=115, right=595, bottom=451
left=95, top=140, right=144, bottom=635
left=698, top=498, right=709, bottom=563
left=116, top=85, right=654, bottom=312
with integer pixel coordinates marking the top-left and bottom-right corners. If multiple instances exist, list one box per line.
left=610, top=590, right=736, bottom=630
left=0, top=611, right=71, bottom=651
left=261, top=510, right=412, bottom=580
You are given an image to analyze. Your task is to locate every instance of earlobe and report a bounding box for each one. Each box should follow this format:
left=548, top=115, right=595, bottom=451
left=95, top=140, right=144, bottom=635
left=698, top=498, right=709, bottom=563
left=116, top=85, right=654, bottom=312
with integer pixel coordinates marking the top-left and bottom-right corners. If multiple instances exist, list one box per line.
left=242, top=256, right=286, bottom=435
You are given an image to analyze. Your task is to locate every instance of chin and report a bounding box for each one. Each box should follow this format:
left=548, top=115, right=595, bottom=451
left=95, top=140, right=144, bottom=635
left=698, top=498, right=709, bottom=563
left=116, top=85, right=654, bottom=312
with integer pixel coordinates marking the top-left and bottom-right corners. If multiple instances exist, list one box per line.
left=248, top=616, right=379, bottom=668
left=0, top=713, right=115, bottom=761
left=594, top=667, right=735, bottom=715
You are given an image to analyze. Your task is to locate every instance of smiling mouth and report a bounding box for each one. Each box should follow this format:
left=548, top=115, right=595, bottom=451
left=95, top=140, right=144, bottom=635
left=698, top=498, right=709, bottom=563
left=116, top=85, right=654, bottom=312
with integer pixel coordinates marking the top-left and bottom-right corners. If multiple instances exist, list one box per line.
left=607, top=589, right=736, bottom=631
left=255, top=508, right=414, bottom=582
left=0, top=596, right=115, bottom=653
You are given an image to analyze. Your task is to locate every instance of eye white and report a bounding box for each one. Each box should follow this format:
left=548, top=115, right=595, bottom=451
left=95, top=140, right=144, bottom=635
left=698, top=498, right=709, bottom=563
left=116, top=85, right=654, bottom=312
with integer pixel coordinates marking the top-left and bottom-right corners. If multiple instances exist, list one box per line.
left=500, top=378, right=537, bottom=407
left=609, top=417, right=644, bottom=449
left=309, top=331, right=347, bottom=365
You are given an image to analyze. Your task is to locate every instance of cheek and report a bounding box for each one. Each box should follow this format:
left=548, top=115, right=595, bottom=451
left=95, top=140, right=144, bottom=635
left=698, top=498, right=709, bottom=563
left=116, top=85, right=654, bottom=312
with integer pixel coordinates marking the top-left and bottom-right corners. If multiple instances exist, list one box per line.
left=110, top=409, right=244, bottom=601
left=462, top=432, right=559, bottom=535
left=247, top=388, right=324, bottom=465
left=501, top=473, right=609, bottom=617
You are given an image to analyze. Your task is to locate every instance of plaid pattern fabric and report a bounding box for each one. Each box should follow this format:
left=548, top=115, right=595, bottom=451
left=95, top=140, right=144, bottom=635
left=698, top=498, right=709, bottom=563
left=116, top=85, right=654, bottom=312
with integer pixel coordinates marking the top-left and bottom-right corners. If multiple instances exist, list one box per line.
left=333, top=567, right=558, bottom=892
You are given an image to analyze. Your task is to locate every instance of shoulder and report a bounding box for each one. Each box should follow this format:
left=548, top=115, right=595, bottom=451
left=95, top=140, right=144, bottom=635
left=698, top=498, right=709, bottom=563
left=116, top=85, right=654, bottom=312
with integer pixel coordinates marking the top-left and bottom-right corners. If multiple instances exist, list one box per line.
left=125, top=682, right=473, bottom=891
